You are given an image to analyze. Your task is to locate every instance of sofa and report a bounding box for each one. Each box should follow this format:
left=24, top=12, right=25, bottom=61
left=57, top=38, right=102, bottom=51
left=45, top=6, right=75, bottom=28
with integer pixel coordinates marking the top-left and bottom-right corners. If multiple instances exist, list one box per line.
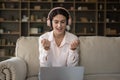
left=0, top=36, right=120, bottom=80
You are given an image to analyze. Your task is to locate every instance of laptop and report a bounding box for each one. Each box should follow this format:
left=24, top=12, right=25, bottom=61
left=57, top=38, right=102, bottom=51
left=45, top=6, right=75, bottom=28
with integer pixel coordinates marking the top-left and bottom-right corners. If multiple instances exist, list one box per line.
left=40, top=67, right=84, bottom=80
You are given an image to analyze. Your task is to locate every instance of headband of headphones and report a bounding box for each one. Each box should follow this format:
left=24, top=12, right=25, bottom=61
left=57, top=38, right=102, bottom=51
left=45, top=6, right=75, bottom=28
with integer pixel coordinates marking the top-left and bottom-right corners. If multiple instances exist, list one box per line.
left=47, top=7, right=72, bottom=27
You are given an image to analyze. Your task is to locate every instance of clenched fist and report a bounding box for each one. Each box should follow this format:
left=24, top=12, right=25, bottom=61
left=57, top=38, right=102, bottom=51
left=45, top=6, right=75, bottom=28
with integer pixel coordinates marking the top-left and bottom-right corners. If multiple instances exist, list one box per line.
left=70, top=39, right=80, bottom=50
left=41, top=39, right=50, bottom=50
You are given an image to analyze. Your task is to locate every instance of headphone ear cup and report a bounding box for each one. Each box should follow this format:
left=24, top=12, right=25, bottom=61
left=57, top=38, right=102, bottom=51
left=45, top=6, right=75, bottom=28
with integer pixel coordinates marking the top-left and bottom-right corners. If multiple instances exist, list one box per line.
left=68, top=17, right=72, bottom=26
left=47, top=19, right=51, bottom=27
left=66, top=25, right=70, bottom=31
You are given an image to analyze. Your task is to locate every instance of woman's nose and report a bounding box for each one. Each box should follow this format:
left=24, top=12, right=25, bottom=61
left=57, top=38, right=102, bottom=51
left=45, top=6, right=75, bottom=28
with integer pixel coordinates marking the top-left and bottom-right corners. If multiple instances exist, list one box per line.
left=58, top=22, right=61, bottom=27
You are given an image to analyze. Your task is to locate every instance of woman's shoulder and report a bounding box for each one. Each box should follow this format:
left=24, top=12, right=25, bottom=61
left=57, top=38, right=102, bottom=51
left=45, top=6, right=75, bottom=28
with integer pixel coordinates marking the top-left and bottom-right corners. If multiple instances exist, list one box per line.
left=66, top=31, right=78, bottom=39
left=66, top=32, right=79, bottom=43
left=39, top=31, right=51, bottom=39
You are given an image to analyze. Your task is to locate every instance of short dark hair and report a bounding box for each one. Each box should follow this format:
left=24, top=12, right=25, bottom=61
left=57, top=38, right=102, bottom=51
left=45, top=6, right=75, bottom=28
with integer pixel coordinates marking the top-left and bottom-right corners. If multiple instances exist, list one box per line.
left=49, top=8, right=69, bottom=27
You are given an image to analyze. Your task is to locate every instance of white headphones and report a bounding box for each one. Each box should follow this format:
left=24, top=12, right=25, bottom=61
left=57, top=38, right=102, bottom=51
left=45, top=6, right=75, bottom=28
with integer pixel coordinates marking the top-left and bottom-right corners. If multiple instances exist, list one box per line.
left=47, top=7, right=72, bottom=31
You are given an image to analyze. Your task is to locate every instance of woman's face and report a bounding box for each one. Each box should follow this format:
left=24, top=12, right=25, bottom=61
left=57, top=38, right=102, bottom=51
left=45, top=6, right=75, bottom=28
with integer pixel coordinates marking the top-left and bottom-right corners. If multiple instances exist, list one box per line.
left=52, top=14, right=67, bottom=36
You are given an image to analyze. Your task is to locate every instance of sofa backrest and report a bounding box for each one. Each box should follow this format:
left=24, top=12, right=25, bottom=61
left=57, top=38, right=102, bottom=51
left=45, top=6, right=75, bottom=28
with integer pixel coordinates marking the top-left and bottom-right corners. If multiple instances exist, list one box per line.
left=15, top=36, right=120, bottom=79
left=15, top=37, right=39, bottom=78
left=79, top=36, right=120, bottom=75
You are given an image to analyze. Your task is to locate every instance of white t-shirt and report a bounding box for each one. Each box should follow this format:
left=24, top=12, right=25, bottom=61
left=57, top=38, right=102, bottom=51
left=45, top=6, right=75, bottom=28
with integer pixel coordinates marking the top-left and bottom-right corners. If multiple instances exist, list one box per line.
left=38, top=31, right=79, bottom=67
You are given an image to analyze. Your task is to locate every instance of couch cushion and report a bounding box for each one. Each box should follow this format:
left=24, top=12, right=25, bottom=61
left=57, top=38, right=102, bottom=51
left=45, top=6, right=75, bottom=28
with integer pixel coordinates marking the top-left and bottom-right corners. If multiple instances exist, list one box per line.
left=84, top=74, right=120, bottom=80
left=26, top=76, right=38, bottom=80
left=15, top=37, right=39, bottom=78
left=79, top=36, right=120, bottom=74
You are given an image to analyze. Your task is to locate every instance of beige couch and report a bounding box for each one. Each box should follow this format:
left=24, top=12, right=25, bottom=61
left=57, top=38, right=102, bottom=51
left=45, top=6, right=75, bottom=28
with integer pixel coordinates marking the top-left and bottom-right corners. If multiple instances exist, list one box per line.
left=0, top=36, right=120, bottom=80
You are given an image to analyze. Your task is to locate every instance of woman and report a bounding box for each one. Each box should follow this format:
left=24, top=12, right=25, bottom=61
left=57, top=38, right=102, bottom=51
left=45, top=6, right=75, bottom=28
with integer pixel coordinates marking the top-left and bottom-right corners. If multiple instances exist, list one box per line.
left=38, top=7, right=80, bottom=67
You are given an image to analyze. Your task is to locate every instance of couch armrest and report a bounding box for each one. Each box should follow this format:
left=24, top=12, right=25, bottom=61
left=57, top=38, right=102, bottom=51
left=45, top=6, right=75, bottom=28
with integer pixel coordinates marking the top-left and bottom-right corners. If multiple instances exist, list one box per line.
left=0, top=57, right=27, bottom=80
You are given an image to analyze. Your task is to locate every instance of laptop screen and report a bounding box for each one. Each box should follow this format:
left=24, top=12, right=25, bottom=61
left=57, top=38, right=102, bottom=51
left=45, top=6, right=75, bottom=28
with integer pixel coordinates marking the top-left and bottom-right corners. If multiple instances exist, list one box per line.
left=40, top=67, right=84, bottom=80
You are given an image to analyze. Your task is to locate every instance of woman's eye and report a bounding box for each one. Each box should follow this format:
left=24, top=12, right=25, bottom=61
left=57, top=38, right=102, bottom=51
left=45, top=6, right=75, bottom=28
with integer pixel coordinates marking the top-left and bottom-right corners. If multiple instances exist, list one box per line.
left=61, top=21, right=65, bottom=23
left=53, top=20, right=66, bottom=24
left=54, top=21, right=58, bottom=24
